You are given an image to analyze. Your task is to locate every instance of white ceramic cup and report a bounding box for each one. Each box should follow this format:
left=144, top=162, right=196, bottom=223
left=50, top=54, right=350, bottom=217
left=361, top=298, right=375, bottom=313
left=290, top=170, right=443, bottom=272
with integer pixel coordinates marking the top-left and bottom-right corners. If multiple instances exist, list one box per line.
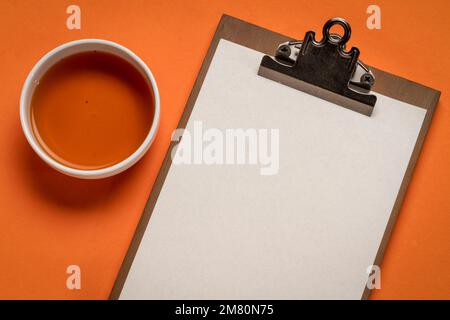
left=20, top=39, right=160, bottom=179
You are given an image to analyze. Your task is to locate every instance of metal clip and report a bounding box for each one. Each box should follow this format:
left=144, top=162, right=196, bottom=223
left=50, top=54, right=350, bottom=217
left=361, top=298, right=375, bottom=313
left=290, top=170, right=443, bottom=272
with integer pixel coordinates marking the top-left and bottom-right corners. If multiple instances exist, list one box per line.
left=258, top=18, right=377, bottom=116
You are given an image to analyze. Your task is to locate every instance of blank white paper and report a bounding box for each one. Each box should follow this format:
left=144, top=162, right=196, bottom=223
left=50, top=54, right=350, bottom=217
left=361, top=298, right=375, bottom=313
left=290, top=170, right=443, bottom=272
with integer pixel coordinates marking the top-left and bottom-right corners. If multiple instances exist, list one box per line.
left=120, top=39, right=426, bottom=299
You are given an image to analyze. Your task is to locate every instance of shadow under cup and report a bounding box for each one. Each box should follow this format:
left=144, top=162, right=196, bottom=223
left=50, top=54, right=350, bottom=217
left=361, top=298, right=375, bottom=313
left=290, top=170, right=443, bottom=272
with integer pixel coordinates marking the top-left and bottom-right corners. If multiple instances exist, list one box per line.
left=20, top=40, right=160, bottom=179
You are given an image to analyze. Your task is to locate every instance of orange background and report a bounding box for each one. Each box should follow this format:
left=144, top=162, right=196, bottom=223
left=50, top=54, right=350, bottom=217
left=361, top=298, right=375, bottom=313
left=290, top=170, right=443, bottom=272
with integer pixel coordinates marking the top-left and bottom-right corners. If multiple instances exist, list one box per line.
left=0, top=0, right=448, bottom=299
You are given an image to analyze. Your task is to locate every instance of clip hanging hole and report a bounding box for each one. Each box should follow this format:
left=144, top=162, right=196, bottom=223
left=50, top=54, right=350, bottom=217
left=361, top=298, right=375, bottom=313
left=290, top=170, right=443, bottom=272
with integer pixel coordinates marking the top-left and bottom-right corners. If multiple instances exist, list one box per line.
left=322, top=18, right=351, bottom=46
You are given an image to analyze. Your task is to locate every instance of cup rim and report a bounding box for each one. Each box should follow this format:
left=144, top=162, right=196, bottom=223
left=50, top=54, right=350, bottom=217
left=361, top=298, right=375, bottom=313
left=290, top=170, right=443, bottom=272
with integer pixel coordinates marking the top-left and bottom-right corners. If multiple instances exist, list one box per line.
left=20, top=39, right=160, bottom=179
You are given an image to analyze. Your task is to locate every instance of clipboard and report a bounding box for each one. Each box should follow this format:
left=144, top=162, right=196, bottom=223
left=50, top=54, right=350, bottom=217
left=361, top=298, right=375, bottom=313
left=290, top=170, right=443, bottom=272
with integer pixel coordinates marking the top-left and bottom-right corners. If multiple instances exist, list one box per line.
left=110, top=15, right=440, bottom=299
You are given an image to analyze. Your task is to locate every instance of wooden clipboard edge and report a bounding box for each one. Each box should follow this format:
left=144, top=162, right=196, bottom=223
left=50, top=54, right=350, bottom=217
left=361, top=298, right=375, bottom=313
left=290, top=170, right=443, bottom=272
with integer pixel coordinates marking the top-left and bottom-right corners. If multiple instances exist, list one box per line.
left=361, top=89, right=440, bottom=299
left=109, top=14, right=440, bottom=300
